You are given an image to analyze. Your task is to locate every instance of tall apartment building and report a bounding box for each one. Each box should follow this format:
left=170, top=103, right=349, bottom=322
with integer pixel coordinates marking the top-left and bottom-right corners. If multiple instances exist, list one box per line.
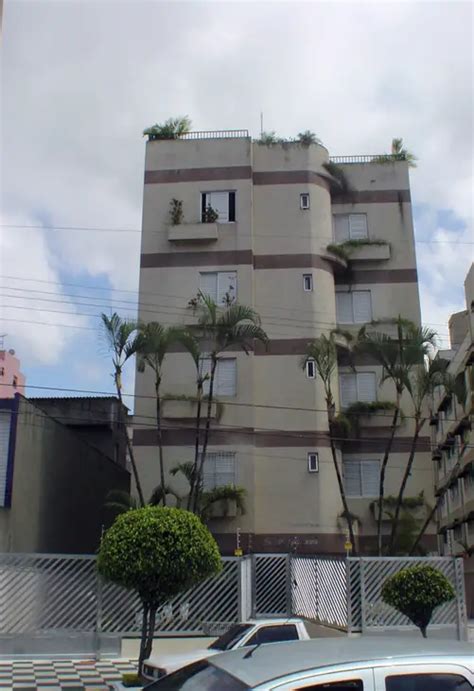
left=0, top=348, right=26, bottom=398
left=431, top=264, right=473, bottom=613
left=134, top=130, right=434, bottom=554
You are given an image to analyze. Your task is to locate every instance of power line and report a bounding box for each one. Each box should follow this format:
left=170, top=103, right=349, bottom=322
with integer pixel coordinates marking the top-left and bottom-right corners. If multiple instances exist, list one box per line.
left=2, top=223, right=473, bottom=245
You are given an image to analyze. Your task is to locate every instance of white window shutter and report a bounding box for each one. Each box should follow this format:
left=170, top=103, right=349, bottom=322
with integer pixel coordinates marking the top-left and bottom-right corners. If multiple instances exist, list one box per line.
left=0, top=411, right=11, bottom=507
left=343, top=460, right=362, bottom=497
left=208, top=192, right=229, bottom=222
left=202, top=454, right=216, bottom=490
left=352, top=291, right=372, bottom=323
left=357, top=372, right=377, bottom=402
left=215, top=452, right=236, bottom=487
left=349, top=214, right=368, bottom=239
left=361, top=460, right=380, bottom=496
left=199, top=273, right=217, bottom=301
left=340, top=374, right=357, bottom=408
left=217, top=272, right=237, bottom=305
left=336, top=293, right=353, bottom=323
left=333, top=215, right=349, bottom=243
left=216, top=359, right=236, bottom=396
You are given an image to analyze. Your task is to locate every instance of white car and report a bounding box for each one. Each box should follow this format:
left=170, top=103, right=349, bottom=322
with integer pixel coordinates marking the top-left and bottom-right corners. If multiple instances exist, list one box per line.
left=142, top=618, right=310, bottom=681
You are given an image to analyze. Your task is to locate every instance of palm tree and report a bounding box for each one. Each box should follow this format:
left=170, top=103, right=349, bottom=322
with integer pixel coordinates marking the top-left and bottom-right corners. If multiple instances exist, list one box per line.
left=387, top=358, right=449, bottom=553
left=143, top=116, right=192, bottom=140
left=356, top=318, right=437, bottom=554
left=391, top=138, right=417, bottom=168
left=297, top=130, right=322, bottom=146
left=302, top=334, right=357, bottom=553
left=137, top=322, right=183, bottom=506
left=189, top=294, right=268, bottom=512
left=101, top=313, right=145, bottom=507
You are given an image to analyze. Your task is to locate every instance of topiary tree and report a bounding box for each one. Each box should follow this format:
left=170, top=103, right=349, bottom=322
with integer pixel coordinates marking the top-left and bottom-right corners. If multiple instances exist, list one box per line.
left=97, top=506, right=222, bottom=675
left=381, top=564, right=455, bottom=637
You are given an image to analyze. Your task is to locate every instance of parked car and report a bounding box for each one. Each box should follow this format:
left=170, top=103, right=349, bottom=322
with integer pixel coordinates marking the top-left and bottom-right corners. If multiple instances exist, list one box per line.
left=142, top=618, right=309, bottom=681
left=143, top=637, right=474, bottom=690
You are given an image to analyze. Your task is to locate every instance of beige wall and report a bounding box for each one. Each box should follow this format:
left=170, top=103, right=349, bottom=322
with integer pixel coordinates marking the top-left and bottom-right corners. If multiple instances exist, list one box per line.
left=0, top=397, right=130, bottom=553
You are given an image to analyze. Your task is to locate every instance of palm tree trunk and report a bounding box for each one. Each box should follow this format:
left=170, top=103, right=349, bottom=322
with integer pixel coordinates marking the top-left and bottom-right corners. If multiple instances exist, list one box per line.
left=192, top=357, right=218, bottom=513
left=376, top=405, right=399, bottom=555
left=115, top=372, right=145, bottom=507
left=329, top=436, right=358, bottom=555
left=187, top=380, right=203, bottom=510
left=409, top=494, right=442, bottom=555
left=387, top=417, right=424, bottom=553
left=155, top=381, right=166, bottom=507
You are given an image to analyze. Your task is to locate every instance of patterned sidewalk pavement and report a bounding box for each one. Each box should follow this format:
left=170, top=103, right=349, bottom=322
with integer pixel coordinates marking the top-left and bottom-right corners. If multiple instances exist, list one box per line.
left=0, top=658, right=137, bottom=689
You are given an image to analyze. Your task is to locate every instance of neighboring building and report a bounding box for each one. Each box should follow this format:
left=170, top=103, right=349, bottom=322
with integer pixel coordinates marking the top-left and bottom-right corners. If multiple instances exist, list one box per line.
left=0, top=348, right=26, bottom=398
left=0, top=394, right=130, bottom=553
left=134, top=130, right=434, bottom=554
left=430, top=263, right=473, bottom=614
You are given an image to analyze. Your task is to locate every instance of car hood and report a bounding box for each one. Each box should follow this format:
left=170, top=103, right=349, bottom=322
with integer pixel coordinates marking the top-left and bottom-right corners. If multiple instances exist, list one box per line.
left=145, top=647, right=219, bottom=673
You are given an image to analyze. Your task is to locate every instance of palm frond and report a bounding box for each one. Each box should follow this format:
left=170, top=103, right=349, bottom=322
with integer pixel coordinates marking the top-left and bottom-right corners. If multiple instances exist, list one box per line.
left=149, top=484, right=183, bottom=506
left=218, top=303, right=262, bottom=328
left=220, top=323, right=268, bottom=354
left=104, top=489, right=137, bottom=513
left=174, top=330, right=201, bottom=368
left=200, top=485, right=247, bottom=520
left=170, top=462, right=195, bottom=485
left=195, top=292, right=218, bottom=327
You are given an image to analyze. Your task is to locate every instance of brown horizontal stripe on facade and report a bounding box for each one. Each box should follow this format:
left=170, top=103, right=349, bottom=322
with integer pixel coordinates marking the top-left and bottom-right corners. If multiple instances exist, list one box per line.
left=253, top=254, right=333, bottom=271
left=332, top=189, right=411, bottom=204
left=134, top=427, right=429, bottom=452
left=252, top=171, right=329, bottom=190
left=335, top=268, right=418, bottom=284
left=140, top=249, right=253, bottom=268
left=165, top=339, right=382, bottom=359
left=145, top=166, right=252, bottom=184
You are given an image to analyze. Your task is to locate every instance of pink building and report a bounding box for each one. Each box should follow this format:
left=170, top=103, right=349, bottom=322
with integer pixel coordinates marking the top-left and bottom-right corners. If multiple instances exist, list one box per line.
left=0, top=349, right=26, bottom=398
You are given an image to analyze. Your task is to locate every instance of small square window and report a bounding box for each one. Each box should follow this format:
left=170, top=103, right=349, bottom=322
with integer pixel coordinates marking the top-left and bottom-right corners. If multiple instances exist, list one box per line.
left=0, top=367, right=4, bottom=376
left=306, top=359, right=316, bottom=379
left=300, top=193, right=310, bottom=210
left=303, top=274, right=313, bottom=292
left=308, top=452, right=319, bottom=473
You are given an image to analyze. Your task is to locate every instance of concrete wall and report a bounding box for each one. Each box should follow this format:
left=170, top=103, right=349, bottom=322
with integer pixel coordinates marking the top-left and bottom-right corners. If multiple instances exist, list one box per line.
left=135, top=136, right=431, bottom=554
left=0, top=397, right=130, bottom=553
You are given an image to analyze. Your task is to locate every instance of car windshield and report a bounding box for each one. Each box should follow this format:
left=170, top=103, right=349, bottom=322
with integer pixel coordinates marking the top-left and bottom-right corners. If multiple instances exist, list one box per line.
left=145, top=659, right=249, bottom=690
left=209, top=623, right=253, bottom=651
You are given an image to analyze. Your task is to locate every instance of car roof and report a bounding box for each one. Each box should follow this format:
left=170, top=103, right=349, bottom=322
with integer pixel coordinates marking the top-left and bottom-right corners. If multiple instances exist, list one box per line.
left=211, top=637, right=474, bottom=687
left=244, top=618, right=303, bottom=625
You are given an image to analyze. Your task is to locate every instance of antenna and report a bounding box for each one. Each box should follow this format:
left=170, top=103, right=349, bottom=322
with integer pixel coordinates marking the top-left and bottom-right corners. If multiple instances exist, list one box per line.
left=260, top=112, right=264, bottom=137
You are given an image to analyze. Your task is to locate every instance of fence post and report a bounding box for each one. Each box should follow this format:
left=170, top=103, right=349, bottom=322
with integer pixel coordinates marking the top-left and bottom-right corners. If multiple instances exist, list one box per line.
left=453, top=557, right=468, bottom=641
left=250, top=554, right=256, bottom=618
left=346, top=558, right=352, bottom=634
left=285, top=554, right=292, bottom=617
left=95, top=572, right=103, bottom=660
left=360, top=559, right=366, bottom=634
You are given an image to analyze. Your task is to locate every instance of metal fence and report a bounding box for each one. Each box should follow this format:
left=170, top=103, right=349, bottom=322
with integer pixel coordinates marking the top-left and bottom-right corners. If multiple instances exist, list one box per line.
left=329, top=154, right=398, bottom=164
left=0, top=553, right=468, bottom=657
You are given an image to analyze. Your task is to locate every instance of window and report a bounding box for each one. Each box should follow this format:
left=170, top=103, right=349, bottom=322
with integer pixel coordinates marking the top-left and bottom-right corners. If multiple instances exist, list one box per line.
left=300, top=193, right=310, bottom=210
left=306, top=359, right=316, bottom=379
left=201, top=358, right=237, bottom=396
left=202, top=452, right=236, bottom=490
left=201, top=191, right=235, bottom=223
left=199, top=271, right=237, bottom=305
left=340, top=372, right=377, bottom=408
left=385, top=673, right=472, bottom=690
left=145, top=659, right=248, bottom=690
left=0, top=367, right=4, bottom=376
left=343, top=458, right=380, bottom=497
left=464, top=465, right=474, bottom=493
left=449, top=481, right=460, bottom=507
left=303, top=274, right=313, bottom=292
left=336, top=291, right=372, bottom=324
left=333, top=213, right=368, bottom=242
left=12, top=376, right=18, bottom=389
left=209, top=624, right=253, bottom=651
left=308, top=452, right=319, bottom=473
left=246, top=624, right=299, bottom=646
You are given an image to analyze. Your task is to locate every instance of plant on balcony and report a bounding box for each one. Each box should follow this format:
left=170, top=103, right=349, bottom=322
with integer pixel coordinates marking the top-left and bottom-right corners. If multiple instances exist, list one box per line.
left=256, top=131, right=285, bottom=145
left=169, top=198, right=184, bottom=225
left=373, top=137, right=417, bottom=168
left=322, top=161, right=352, bottom=195
left=143, top=116, right=192, bottom=141
left=381, top=564, right=455, bottom=637
left=326, top=238, right=389, bottom=262
left=98, top=506, right=221, bottom=675
left=202, top=205, right=219, bottom=223
left=297, top=130, right=322, bottom=146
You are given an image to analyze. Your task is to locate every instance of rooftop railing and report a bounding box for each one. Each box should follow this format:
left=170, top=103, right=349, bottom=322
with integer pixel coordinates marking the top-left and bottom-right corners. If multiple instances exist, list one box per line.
left=329, top=154, right=399, bottom=164
left=178, top=129, right=249, bottom=140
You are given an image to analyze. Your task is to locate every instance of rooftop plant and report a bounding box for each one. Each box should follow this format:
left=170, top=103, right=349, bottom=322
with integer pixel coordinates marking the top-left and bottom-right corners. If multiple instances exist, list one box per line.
left=143, top=116, right=192, bottom=141
left=373, top=137, right=417, bottom=168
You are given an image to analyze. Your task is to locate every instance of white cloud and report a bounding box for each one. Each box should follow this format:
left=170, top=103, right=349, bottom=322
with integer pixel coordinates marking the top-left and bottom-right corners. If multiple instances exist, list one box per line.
left=1, top=0, right=472, bottom=364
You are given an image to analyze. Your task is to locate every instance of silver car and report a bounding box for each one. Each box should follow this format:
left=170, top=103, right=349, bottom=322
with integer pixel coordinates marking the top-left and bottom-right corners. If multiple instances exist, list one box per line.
left=143, top=636, right=474, bottom=690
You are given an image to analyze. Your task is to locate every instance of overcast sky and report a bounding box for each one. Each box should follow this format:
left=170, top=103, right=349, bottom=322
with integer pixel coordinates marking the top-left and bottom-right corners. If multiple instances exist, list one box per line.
left=1, top=0, right=473, bottom=404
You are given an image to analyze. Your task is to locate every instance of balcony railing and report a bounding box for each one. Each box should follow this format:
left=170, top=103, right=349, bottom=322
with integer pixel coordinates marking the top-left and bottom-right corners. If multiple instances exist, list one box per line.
left=178, top=129, right=249, bottom=140
left=329, top=155, right=399, bottom=164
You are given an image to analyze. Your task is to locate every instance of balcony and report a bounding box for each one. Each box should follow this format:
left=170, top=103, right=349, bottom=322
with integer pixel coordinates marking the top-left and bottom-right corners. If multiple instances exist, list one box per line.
left=168, top=222, right=218, bottom=243
left=349, top=244, right=391, bottom=262
left=326, top=241, right=391, bottom=264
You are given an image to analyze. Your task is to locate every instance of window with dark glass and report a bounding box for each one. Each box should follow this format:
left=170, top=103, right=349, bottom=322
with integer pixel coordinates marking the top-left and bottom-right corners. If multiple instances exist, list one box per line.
left=385, top=673, right=472, bottom=691
left=246, top=624, right=298, bottom=645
